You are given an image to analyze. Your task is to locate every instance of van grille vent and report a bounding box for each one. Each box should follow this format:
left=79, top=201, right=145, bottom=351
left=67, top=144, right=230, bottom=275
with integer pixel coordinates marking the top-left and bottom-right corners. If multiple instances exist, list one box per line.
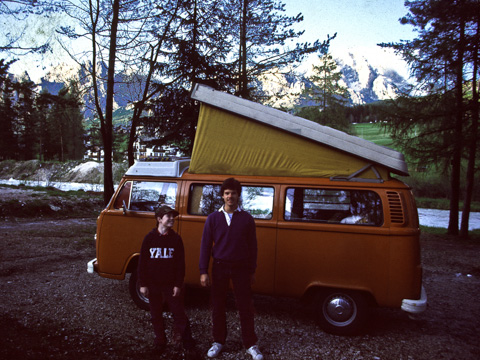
left=387, top=191, right=405, bottom=224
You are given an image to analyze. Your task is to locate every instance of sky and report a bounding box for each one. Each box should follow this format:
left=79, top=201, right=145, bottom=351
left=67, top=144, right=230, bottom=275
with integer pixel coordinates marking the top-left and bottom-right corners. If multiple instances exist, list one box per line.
left=282, top=0, right=416, bottom=76
left=283, top=0, right=414, bottom=50
left=5, top=0, right=417, bottom=81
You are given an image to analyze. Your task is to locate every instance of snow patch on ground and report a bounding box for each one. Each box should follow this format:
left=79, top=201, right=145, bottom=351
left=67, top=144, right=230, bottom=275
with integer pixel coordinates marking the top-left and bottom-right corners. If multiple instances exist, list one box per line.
left=70, top=161, right=102, bottom=175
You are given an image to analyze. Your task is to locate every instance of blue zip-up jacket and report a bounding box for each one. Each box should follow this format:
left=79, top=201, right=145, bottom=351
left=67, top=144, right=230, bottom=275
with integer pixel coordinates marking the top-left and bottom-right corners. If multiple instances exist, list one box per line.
left=199, top=209, right=257, bottom=274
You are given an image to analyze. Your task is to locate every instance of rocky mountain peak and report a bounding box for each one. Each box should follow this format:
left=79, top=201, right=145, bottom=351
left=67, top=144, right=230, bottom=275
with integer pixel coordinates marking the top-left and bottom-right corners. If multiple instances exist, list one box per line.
left=335, top=51, right=411, bottom=104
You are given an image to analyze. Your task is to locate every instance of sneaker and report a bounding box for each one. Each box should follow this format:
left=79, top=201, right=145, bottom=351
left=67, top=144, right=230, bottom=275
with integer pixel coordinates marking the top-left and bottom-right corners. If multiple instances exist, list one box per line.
left=246, top=345, right=264, bottom=360
left=207, top=342, right=223, bottom=358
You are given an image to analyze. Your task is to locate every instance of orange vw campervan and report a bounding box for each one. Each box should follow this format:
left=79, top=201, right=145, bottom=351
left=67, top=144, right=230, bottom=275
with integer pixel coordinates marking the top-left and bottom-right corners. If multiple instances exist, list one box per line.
left=87, top=84, right=427, bottom=335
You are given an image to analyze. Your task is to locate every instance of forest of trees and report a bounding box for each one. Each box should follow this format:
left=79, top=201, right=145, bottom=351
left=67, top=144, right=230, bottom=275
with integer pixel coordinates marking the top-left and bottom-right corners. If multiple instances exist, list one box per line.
left=380, top=0, right=480, bottom=237
left=0, top=60, right=85, bottom=161
left=1, top=0, right=479, bottom=236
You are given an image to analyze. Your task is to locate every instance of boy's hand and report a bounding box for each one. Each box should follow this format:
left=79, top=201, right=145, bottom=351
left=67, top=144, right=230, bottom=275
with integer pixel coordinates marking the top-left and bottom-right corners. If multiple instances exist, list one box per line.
left=173, top=286, right=181, bottom=297
left=200, top=274, right=210, bottom=287
left=140, top=286, right=149, bottom=297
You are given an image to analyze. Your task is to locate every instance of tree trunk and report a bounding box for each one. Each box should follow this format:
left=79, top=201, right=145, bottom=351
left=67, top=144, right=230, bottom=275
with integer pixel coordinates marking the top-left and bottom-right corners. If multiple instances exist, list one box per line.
left=103, top=0, right=120, bottom=205
left=447, top=7, right=466, bottom=235
left=238, top=0, right=248, bottom=98
left=460, top=15, right=480, bottom=238
left=127, top=109, right=139, bottom=166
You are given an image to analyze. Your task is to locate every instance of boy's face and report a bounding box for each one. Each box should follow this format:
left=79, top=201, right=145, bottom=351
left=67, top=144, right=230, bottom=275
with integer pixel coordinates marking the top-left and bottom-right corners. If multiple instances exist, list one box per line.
left=222, top=189, right=239, bottom=208
left=158, top=212, right=176, bottom=229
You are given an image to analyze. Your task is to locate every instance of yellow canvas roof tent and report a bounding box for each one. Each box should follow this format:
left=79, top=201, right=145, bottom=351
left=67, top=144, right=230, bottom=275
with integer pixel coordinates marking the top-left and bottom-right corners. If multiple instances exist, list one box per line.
left=189, top=83, right=409, bottom=181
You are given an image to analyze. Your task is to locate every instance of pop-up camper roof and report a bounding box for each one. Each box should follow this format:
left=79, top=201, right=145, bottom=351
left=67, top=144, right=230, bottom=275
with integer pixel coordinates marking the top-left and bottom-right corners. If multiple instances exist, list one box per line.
left=189, top=83, right=409, bottom=180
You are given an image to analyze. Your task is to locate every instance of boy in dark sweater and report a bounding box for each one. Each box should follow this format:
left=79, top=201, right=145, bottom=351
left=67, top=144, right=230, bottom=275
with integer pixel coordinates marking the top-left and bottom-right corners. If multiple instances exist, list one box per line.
left=199, top=178, right=264, bottom=360
left=138, top=205, right=196, bottom=357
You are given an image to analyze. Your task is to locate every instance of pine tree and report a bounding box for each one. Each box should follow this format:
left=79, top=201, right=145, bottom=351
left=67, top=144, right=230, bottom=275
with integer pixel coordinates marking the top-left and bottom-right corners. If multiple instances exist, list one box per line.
left=0, top=60, right=18, bottom=159
left=295, top=53, right=351, bottom=132
left=231, top=0, right=333, bottom=99
left=381, top=0, right=480, bottom=236
left=13, top=78, right=38, bottom=160
left=126, top=0, right=236, bottom=164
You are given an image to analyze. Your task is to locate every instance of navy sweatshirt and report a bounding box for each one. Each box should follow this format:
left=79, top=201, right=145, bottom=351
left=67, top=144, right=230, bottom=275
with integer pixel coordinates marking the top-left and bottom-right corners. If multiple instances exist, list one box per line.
left=138, top=228, right=185, bottom=291
left=199, top=209, right=257, bottom=274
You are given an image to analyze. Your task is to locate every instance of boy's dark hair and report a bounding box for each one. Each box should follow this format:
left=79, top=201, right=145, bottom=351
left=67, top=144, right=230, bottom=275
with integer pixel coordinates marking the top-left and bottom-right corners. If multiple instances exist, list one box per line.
left=221, top=177, right=242, bottom=196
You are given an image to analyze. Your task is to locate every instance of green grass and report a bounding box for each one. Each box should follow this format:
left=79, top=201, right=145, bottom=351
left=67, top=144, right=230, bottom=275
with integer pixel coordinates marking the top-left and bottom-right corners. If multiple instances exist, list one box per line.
left=353, top=123, right=394, bottom=147
left=421, top=225, right=480, bottom=238
left=415, top=197, right=480, bottom=212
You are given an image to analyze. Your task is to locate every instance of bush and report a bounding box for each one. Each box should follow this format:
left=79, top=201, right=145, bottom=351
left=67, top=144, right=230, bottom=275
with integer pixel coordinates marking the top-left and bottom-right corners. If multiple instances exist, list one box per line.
left=398, top=170, right=480, bottom=202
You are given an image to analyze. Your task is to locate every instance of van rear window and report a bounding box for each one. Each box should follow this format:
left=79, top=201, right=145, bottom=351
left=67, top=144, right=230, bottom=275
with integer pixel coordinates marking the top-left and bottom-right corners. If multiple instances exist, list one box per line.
left=284, top=188, right=383, bottom=226
left=188, top=184, right=274, bottom=219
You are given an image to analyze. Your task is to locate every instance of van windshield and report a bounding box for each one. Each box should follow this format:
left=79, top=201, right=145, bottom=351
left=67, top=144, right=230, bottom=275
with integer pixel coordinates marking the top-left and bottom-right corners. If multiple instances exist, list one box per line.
left=284, top=188, right=383, bottom=226
left=114, top=181, right=178, bottom=212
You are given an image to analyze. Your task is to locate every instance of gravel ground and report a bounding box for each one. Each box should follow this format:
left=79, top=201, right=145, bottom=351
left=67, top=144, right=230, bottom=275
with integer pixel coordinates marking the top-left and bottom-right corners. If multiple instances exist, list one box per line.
left=1, top=214, right=480, bottom=360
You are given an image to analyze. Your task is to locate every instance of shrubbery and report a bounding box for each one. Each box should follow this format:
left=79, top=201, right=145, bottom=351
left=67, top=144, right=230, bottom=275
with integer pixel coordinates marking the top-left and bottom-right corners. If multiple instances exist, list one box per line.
left=397, top=171, right=480, bottom=211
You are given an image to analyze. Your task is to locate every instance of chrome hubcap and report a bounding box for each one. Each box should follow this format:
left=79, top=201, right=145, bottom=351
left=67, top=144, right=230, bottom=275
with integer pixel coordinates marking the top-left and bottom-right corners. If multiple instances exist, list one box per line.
left=325, top=295, right=355, bottom=324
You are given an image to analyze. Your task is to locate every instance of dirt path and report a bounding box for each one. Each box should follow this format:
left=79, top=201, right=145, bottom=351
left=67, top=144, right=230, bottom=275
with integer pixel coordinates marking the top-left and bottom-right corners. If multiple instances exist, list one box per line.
left=1, top=218, right=479, bottom=359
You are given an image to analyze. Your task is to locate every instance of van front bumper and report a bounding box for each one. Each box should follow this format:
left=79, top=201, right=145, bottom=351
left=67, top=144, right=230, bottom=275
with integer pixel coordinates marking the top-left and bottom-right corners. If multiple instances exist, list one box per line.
left=401, top=285, right=427, bottom=314
left=87, top=258, right=98, bottom=274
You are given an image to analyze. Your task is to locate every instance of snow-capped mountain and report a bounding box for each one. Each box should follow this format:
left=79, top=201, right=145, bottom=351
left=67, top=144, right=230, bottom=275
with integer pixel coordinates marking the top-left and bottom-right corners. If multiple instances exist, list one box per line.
left=337, top=51, right=411, bottom=104
left=18, top=49, right=412, bottom=117
left=260, top=50, right=412, bottom=108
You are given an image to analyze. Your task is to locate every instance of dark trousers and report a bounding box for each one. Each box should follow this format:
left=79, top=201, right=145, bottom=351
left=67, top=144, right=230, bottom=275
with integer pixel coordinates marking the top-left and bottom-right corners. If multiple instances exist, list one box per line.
left=211, top=260, right=258, bottom=349
left=149, top=287, right=194, bottom=350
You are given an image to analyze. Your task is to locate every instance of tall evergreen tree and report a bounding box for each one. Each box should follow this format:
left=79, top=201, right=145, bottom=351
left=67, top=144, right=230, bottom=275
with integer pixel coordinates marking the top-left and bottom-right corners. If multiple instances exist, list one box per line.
left=13, top=78, right=38, bottom=160
left=381, top=0, right=480, bottom=236
left=58, top=83, right=85, bottom=160
left=0, top=59, right=18, bottom=159
left=294, top=53, right=351, bottom=132
left=124, top=0, right=235, bottom=165
left=230, top=0, right=333, bottom=100
left=34, top=90, right=53, bottom=161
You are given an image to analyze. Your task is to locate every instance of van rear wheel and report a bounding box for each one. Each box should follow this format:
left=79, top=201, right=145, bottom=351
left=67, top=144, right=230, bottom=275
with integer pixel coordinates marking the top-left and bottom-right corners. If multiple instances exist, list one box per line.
left=315, top=289, right=368, bottom=335
left=128, top=269, right=149, bottom=311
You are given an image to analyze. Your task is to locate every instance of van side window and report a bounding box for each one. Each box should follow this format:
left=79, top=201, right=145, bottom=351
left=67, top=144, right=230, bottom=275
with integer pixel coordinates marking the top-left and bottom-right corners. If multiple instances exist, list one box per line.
left=127, top=181, right=177, bottom=212
left=188, top=184, right=274, bottom=219
left=285, top=188, right=383, bottom=226
left=188, top=184, right=223, bottom=215
left=242, top=186, right=274, bottom=219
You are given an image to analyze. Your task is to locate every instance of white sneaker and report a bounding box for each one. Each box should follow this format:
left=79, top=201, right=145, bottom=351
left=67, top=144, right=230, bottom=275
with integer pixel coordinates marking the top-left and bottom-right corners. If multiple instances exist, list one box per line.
left=207, top=342, right=223, bottom=358
left=246, top=345, right=264, bottom=360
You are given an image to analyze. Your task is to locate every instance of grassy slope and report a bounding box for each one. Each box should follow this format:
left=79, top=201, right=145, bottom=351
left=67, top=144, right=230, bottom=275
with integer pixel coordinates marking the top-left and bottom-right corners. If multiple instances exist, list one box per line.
left=352, top=123, right=394, bottom=148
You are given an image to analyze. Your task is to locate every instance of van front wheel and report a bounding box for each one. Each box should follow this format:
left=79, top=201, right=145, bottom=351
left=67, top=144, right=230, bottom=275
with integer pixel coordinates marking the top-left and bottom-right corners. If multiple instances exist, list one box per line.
left=128, top=269, right=150, bottom=311
left=315, top=289, right=368, bottom=335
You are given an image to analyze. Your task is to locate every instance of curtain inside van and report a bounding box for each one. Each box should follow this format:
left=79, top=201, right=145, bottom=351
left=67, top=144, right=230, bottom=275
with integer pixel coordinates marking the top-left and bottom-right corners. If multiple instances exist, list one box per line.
left=190, top=104, right=390, bottom=180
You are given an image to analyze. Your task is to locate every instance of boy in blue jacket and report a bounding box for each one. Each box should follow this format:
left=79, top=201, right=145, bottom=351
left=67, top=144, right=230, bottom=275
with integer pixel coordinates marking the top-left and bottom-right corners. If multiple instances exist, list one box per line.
left=199, top=178, right=264, bottom=360
left=138, top=205, right=196, bottom=358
